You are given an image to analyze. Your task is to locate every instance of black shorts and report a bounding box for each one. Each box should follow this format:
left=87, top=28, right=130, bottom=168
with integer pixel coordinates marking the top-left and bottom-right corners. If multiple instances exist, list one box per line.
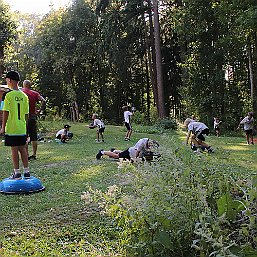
left=27, top=118, right=38, bottom=141
left=5, top=135, right=27, bottom=146
left=245, top=129, right=253, bottom=135
left=215, top=126, right=220, bottom=131
left=125, top=122, right=132, bottom=131
left=118, top=149, right=130, bottom=159
left=56, top=134, right=64, bottom=139
left=98, top=127, right=105, bottom=133
left=196, top=128, right=209, bottom=141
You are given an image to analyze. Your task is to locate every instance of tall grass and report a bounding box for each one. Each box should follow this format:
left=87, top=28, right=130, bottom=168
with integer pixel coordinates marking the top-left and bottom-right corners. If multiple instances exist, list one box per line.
left=0, top=121, right=256, bottom=256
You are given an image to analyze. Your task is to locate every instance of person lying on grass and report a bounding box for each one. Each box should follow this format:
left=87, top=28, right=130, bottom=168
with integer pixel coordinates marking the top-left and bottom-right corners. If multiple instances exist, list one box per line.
left=184, top=118, right=214, bottom=153
left=96, top=138, right=159, bottom=161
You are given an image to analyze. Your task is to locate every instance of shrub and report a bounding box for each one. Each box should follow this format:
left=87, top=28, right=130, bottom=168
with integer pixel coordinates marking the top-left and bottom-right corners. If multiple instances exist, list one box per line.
left=155, top=118, right=178, bottom=130
left=132, top=111, right=149, bottom=125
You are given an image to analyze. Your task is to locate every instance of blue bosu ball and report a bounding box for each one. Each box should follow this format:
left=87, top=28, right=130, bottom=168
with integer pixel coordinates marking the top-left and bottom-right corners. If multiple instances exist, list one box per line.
left=0, top=176, right=45, bottom=194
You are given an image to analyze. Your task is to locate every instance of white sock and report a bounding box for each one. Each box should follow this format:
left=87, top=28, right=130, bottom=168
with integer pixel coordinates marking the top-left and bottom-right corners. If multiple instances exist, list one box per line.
left=23, top=168, right=30, bottom=173
left=14, top=169, right=21, bottom=174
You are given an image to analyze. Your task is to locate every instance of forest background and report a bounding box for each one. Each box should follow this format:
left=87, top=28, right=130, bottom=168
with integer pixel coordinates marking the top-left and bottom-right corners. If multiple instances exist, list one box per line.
left=0, top=0, right=257, bottom=128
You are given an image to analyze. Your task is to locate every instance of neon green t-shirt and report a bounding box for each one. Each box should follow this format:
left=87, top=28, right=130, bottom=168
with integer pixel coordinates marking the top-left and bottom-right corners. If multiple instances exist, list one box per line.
left=2, top=90, right=29, bottom=135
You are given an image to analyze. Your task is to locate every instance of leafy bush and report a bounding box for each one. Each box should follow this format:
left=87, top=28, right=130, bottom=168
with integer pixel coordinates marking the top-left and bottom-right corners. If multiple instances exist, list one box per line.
left=132, top=111, right=149, bottom=125
left=133, top=125, right=161, bottom=134
left=155, top=118, right=178, bottom=130
left=133, top=118, right=178, bottom=134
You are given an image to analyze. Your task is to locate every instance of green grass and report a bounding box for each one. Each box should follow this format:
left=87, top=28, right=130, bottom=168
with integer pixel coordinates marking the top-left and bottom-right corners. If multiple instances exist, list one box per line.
left=0, top=121, right=256, bottom=256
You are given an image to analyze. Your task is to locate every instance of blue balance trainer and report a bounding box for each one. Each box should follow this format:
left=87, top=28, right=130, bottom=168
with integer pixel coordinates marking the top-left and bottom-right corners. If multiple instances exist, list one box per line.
left=0, top=176, right=45, bottom=194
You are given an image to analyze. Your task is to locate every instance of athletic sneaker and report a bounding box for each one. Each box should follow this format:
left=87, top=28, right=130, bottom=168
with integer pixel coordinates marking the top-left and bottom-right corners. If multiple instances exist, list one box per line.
left=96, top=149, right=103, bottom=160
left=23, top=172, right=31, bottom=179
left=194, top=148, right=202, bottom=154
left=207, top=147, right=215, bottom=153
left=28, top=155, right=36, bottom=160
left=191, top=145, right=197, bottom=151
left=10, top=172, right=22, bottom=180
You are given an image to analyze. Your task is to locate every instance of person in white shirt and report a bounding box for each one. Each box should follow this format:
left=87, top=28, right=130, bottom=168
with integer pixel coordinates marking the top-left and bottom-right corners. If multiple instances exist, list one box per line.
left=56, top=124, right=72, bottom=143
left=184, top=118, right=214, bottom=153
left=96, top=138, right=159, bottom=160
left=89, top=113, right=105, bottom=142
left=237, top=112, right=254, bottom=145
left=122, top=106, right=133, bottom=141
left=213, top=117, right=222, bottom=137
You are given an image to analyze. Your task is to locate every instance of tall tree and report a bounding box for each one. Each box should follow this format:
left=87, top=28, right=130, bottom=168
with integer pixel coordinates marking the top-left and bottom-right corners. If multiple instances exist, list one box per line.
left=152, top=0, right=166, bottom=118
left=0, top=0, right=16, bottom=77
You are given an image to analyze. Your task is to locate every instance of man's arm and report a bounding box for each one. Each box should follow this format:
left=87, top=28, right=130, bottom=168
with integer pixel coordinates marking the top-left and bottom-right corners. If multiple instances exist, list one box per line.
left=0, top=89, right=4, bottom=100
left=135, top=150, right=140, bottom=158
left=1, top=110, right=9, bottom=134
left=37, top=95, right=46, bottom=115
left=185, top=131, right=191, bottom=145
left=25, top=113, right=28, bottom=123
left=237, top=118, right=245, bottom=129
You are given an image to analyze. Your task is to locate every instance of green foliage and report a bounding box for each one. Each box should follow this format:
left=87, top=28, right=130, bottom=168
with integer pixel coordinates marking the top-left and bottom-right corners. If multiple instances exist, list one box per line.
left=4, top=0, right=257, bottom=125
left=132, top=117, right=178, bottom=135
left=166, top=0, right=256, bottom=123
left=155, top=117, right=178, bottom=130
left=132, top=111, right=149, bottom=125
left=133, top=125, right=161, bottom=134
left=0, top=1, right=16, bottom=47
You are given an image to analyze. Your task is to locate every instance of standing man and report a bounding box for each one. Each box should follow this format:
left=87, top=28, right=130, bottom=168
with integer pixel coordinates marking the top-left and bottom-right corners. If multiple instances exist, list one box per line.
left=22, top=80, right=46, bottom=160
left=122, top=105, right=133, bottom=141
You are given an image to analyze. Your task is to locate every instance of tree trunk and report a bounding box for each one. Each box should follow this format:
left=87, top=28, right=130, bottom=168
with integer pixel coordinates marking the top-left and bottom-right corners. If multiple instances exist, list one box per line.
left=247, top=44, right=254, bottom=99
left=247, top=35, right=257, bottom=115
left=153, top=0, right=166, bottom=118
left=146, top=0, right=158, bottom=105
left=145, top=54, right=151, bottom=121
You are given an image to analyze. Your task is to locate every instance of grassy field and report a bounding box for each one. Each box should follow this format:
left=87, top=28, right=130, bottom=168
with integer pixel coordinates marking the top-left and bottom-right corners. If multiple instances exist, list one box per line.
left=0, top=121, right=256, bottom=257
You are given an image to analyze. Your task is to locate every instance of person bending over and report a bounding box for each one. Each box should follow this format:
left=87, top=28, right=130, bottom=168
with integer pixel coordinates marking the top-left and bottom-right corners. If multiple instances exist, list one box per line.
left=184, top=118, right=214, bottom=153
left=237, top=112, right=254, bottom=145
left=89, top=113, right=105, bottom=142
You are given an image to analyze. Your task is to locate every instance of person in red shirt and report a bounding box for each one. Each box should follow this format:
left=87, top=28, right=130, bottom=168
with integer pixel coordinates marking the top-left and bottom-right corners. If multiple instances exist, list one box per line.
left=22, top=80, right=46, bottom=160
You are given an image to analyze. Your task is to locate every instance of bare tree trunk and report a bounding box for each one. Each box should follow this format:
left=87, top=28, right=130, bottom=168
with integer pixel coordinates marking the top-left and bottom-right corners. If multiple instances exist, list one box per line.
left=147, top=0, right=158, bottom=105
left=247, top=35, right=257, bottom=115
left=247, top=44, right=254, bottom=99
left=153, top=0, right=166, bottom=118
left=145, top=54, right=151, bottom=121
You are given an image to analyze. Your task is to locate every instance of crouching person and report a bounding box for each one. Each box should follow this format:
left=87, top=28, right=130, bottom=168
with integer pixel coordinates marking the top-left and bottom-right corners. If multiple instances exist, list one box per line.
left=184, top=118, right=214, bottom=153
left=56, top=124, right=72, bottom=143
